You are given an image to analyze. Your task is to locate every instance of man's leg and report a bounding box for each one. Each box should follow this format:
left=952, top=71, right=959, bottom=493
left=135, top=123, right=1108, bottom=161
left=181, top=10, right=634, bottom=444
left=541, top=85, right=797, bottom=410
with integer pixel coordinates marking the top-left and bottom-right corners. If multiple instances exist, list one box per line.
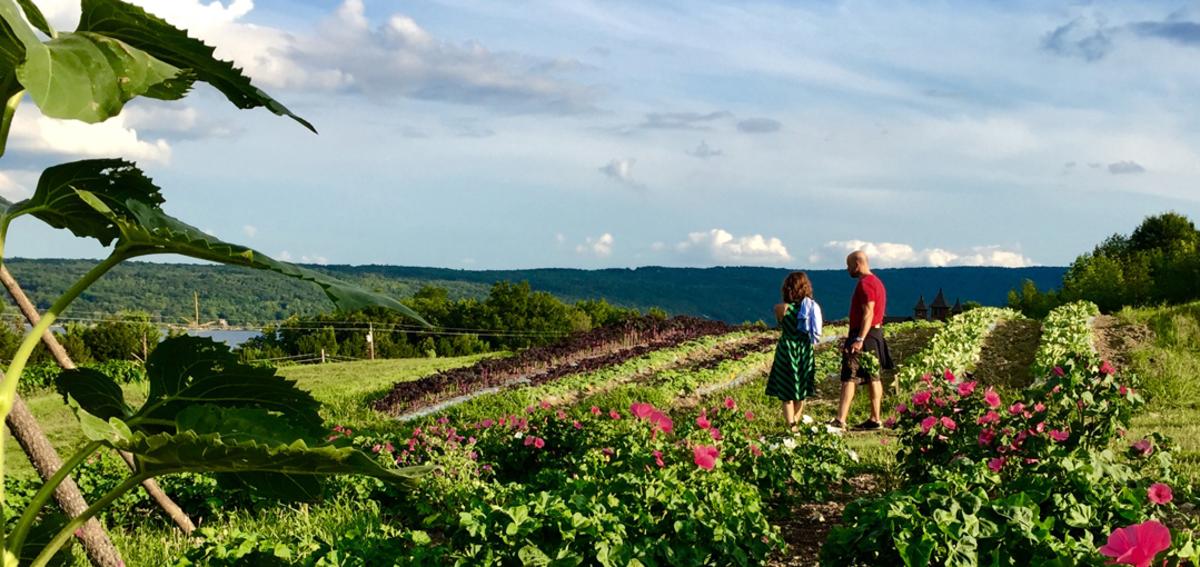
left=837, top=380, right=856, bottom=424
left=869, top=380, right=884, bottom=423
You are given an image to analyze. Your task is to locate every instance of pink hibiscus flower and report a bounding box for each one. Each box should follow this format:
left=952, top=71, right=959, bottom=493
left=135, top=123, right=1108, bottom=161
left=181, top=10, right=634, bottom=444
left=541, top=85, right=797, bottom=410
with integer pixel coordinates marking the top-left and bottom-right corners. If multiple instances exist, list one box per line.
left=1098, top=520, right=1172, bottom=567
left=1049, top=429, right=1069, bottom=442
left=984, top=388, right=1002, bottom=408
left=987, top=457, right=1005, bottom=473
left=920, top=416, right=937, bottom=434
left=724, top=397, right=737, bottom=410
left=1053, top=366, right=1065, bottom=377
left=590, top=406, right=601, bottom=416
left=1008, top=402, right=1026, bottom=416
left=1132, top=439, right=1154, bottom=457
left=653, top=450, right=665, bottom=468
left=912, top=390, right=932, bottom=406
left=940, top=416, right=957, bottom=431
left=749, top=444, right=763, bottom=457
left=630, top=402, right=655, bottom=420
left=609, top=409, right=621, bottom=420
left=693, top=445, right=720, bottom=470
left=709, top=428, right=722, bottom=441
left=978, top=429, right=996, bottom=446
left=957, top=381, right=977, bottom=397
left=944, top=369, right=957, bottom=383
left=1148, top=483, right=1173, bottom=505
left=1100, top=360, right=1116, bottom=376
left=744, top=411, right=755, bottom=421
left=696, top=415, right=712, bottom=430
left=977, top=411, right=1001, bottom=426
left=895, top=403, right=909, bottom=414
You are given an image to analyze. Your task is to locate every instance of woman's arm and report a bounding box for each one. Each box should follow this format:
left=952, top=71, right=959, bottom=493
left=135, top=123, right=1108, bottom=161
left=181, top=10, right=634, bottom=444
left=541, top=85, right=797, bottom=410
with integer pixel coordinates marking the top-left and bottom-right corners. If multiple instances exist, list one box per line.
left=774, top=303, right=788, bottom=322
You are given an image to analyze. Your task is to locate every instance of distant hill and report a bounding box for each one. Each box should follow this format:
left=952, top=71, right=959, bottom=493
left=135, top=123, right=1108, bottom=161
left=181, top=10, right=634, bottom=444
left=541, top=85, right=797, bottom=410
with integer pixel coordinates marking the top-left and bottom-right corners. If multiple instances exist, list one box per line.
left=2, top=259, right=1065, bottom=324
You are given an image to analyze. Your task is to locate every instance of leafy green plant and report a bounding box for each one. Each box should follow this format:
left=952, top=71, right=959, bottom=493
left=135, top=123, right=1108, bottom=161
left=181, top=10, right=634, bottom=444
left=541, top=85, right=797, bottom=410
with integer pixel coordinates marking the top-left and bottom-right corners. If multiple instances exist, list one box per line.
left=894, top=307, right=1018, bottom=391
left=0, top=0, right=431, bottom=563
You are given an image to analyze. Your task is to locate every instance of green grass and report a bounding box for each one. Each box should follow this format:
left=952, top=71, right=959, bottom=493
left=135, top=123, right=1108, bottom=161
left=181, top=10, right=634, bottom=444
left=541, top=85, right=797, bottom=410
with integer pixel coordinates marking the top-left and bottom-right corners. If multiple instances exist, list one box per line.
left=1119, top=301, right=1200, bottom=483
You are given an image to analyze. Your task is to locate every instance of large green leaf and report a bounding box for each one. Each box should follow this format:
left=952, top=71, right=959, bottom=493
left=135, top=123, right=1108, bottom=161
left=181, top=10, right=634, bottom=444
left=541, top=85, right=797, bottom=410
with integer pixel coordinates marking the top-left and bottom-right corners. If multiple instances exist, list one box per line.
left=0, top=159, right=162, bottom=245
left=16, top=30, right=183, bottom=122
left=77, top=0, right=315, bottom=132
left=56, top=367, right=131, bottom=421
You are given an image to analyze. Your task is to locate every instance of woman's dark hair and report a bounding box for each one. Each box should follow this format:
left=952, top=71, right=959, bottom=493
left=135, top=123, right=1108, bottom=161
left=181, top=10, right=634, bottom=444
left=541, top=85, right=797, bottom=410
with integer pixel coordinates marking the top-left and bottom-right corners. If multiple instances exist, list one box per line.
left=781, top=272, right=813, bottom=303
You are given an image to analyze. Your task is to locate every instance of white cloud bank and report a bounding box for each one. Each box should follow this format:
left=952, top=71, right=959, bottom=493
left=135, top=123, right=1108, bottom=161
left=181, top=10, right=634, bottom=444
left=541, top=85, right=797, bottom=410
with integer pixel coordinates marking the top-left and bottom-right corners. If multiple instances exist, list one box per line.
left=817, top=240, right=1032, bottom=268
left=676, top=229, right=792, bottom=265
left=576, top=233, right=614, bottom=258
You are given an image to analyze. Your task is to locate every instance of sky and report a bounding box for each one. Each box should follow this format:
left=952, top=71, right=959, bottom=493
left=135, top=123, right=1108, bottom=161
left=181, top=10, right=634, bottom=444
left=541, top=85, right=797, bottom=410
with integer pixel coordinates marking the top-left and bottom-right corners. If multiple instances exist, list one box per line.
left=2, top=0, right=1199, bottom=270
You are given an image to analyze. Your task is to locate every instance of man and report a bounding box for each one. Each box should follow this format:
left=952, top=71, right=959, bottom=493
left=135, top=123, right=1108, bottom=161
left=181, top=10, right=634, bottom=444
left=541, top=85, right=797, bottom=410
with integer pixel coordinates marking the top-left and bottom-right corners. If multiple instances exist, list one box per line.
left=830, top=251, right=893, bottom=431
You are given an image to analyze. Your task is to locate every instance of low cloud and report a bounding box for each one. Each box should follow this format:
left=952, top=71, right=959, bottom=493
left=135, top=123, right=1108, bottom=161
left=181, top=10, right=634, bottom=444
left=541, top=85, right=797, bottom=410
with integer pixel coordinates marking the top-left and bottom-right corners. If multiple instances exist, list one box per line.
left=1129, top=19, right=1200, bottom=47
left=817, top=240, right=1032, bottom=268
left=598, top=158, right=645, bottom=190
left=242, top=225, right=258, bottom=238
left=8, top=107, right=171, bottom=163
left=575, top=233, right=614, bottom=258
left=675, top=229, right=792, bottom=265
left=638, top=111, right=731, bottom=130
left=736, top=118, right=782, bottom=134
left=1041, top=17, right=1114, bottom=61
left=1108, top=160, right=1146, bottom=174
left=278, top=251, right=330, bottom=265
left=687, top=141, right=723, bottom=159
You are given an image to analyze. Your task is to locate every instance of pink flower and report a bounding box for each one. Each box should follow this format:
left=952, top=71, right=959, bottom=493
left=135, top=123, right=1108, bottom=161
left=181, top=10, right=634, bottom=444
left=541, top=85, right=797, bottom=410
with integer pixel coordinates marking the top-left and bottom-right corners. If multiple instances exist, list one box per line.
left=724, top=397, right=737, bottom=410
left=653, top=450, right=665, bottom=468
left=372, top=444, right=382, bottom=453
left=912, top=390, right=932, bottom=406
left=895, top=403, right=909, bottom=414
left=1100, top=361, right=1116, bottom=376
left=1132, top=439, right=1154, bottom=457
left=590, top=406, right=601, bottom=415
left=709, top=428, right=722, bottom=441
left=750, top=444, right=763, bottom=457
left=921, top=373, right=933, bottom=384
left=533, top=437, right=545, bottom=449
left=1148, top=483, right=1173, bottom=505
left=609, top=409, right=621, bottom=420
left=573, top=420, right=583, bottom=430
left=1008, top=402, right=1025, bottom=416
left=630, top=402, right=655, bottom=420
left=540, top=400, right=551, bottom=409
left=883, top=417, right=897, bottom=429
left=1053, top=366, right=1065, bottom=377
left=744, top=411, right=755, bottom=421
left=556, top=410, right=568, bottom=420
left=602, top=447, right=614, bottom=457
left=944, top=369, right=957, bottom=383
left=693, top=445, right=719, bottom=470
left=1050, top=429, right=1070, bottom=442
left=1098, top=520, right=1172, bottom=567
left=978, top=429, right=995, bottom=446
left=940, top=416, right=957, bottom=431
left=920, top=416, right=937, bottom=434
left=957, top=381, right=977, bottom=397
left=650, top=411, right=674, bottom=433
left=984, top=388, right=1001, bottom=408
left=696, top=415, right=712, bottom=430
left=1119, top=385, right=1128, bottom=395
left=479, top=419, right=494, bottom=428
left=1033, top=422, right=1046, bottom=434
left=987, top=457, right=1005, bottom=473
left=977, top=411, right=1001, bottom=425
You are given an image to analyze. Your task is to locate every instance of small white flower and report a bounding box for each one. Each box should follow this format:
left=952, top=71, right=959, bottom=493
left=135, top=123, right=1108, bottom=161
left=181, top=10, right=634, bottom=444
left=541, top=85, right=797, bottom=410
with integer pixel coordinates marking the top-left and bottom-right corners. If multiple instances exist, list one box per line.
left=783, top=438, right=797, bottom=450
left=768, top=443, right=780, bottom=451
left=848, top=449, right=860, bottom=463
left=825, top=425, right=843, bottom=435
left=801, top=415, right=814, bottom=425
left=513, top=432, right=524, bottom=439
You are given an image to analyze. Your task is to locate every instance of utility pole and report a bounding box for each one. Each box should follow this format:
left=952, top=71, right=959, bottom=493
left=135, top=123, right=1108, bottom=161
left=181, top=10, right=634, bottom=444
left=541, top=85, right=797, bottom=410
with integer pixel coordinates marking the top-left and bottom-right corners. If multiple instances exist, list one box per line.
left=320, top=348, right=327, bottom=364
left=367, top=323, right=375, bottom=361
left=193, top=291, right=200, bottom=328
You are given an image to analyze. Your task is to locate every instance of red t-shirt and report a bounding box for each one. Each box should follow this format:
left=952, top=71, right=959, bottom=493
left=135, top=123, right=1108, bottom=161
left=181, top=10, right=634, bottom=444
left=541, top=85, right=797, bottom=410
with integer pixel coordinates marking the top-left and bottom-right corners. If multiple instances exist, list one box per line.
left=849, top=274, right=886, bottom=332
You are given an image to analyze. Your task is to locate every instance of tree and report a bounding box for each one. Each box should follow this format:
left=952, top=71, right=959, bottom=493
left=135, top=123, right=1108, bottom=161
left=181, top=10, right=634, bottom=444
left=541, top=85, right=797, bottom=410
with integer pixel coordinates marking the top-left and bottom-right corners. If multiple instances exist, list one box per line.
left=1128, top=212, right=1200, bottom=255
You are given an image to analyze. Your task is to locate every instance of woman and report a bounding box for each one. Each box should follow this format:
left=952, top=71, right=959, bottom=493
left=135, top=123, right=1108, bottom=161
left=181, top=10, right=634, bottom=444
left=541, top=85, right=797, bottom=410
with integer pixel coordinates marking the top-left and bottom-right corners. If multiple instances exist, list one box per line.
left=766, top=271, right=823, bottom=432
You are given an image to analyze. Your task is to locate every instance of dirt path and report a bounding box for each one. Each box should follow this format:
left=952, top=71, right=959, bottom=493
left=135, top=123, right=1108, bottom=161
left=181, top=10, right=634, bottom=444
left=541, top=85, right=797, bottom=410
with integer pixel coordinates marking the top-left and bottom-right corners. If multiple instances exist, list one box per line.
left=767, top=474, right=882, bottom=566
left=1092, top=315, right=1154, bottom=371
left=971, top=318, right=1042, bottom=391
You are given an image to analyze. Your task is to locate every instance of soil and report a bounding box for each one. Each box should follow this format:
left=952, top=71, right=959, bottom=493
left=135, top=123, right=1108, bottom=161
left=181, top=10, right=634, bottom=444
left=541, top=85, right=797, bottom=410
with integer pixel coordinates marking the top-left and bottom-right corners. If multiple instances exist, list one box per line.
left=767, top=474, right=882, bottom=566
left=971, top=318, right=1042, bottom=391
left=1092, top=315, right=1154, bottom=371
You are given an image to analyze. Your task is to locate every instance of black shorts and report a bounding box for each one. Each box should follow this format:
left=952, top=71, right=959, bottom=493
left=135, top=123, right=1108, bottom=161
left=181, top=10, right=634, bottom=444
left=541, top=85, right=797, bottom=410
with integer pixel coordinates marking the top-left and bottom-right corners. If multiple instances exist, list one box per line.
left=840, top=327, right=894, bottom=384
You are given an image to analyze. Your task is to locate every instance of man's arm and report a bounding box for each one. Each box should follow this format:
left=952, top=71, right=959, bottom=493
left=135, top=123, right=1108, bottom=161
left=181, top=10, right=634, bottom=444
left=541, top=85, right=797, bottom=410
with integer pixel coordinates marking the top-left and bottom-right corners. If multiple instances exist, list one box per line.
left=850, top=301, right=874, bottom=353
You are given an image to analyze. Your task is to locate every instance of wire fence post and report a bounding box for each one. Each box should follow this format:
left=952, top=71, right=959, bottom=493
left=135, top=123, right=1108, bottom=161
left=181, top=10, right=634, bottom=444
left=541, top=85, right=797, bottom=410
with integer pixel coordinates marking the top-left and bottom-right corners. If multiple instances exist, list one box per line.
left=320, top=348, right=326, bottom=364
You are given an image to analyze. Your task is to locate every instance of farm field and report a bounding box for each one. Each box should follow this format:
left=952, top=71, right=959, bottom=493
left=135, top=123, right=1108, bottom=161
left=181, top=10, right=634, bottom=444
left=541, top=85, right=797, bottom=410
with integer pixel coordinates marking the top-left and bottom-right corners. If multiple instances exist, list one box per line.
left=11, top=303, right=1195, bottom=565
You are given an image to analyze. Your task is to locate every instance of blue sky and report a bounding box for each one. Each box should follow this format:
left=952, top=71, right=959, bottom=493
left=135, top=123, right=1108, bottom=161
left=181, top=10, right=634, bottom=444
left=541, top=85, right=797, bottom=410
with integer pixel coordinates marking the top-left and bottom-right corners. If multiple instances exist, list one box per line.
left=3, top=0, right=1198, bottom=269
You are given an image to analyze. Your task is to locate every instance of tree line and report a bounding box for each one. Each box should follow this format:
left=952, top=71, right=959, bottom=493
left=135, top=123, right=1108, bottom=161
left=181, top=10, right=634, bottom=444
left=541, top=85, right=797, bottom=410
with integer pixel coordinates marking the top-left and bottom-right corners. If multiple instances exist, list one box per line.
left=1009, top=212, right=1200, bottom=317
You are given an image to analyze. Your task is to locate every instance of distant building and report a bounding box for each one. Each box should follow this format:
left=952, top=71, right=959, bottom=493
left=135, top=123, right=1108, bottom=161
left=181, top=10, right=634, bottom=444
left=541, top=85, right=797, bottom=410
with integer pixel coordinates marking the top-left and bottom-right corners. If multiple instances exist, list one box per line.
left=912, top=289, right=964, bottom=322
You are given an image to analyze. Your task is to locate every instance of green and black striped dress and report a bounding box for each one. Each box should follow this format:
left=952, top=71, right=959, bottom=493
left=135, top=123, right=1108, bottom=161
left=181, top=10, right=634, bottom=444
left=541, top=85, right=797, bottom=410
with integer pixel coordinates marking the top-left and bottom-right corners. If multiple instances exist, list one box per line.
left=766, top=302, right=816, bottom=401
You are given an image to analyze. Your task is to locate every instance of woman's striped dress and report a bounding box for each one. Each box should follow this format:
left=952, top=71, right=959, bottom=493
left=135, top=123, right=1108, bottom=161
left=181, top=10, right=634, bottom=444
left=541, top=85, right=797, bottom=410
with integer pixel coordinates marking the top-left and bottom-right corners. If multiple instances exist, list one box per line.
left=765, top=302, right=816, bottom=402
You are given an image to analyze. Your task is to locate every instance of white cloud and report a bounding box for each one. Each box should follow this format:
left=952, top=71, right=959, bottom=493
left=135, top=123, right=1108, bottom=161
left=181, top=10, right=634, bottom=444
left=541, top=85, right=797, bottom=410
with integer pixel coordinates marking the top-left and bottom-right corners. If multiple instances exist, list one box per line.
left=598, top=158, right=644, bottom=190
left=242, top=225, right=258, bottom=238
left=817, top=240, right=1032, bottom=268
left=0, top=170, right=31, bottom=201
left=575, top=233, right=614, bottom=258
left=675, top=229, right=792, bottom=265
left=277, top=250, right=329, bottom=265
left=8, top=106, right=171, bottom=163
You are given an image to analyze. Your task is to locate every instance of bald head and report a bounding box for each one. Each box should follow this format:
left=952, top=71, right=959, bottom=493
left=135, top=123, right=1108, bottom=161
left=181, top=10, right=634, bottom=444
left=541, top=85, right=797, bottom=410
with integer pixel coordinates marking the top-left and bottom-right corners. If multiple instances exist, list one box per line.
left=846, top=251, right=870, bottom=278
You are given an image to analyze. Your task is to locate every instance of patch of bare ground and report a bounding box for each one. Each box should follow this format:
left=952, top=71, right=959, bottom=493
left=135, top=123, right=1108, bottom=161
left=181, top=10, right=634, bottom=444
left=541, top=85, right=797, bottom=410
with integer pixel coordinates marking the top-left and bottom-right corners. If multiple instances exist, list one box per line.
left=767, top=474, right=883, bottom=566
left=1092, top=314, right=1154, bottom=371
left=970, top=318, right=1042, bottom=391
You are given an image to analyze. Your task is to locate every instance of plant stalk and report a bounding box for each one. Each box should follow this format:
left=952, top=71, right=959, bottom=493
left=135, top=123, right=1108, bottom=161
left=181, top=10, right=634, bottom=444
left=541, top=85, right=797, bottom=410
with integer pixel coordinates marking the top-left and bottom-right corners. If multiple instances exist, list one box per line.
left=7, top=441, right=102, bottom=556
left=32, top=474, right=149, bottom=567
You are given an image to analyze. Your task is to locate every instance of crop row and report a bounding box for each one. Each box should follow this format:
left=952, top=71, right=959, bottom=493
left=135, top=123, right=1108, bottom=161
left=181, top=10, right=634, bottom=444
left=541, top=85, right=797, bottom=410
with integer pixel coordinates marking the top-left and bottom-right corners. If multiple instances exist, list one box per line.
left=372, top=316, right=736, bottom=416
left=1032, top=301, right=1101, bottom=378
left=427, top=330, right=771, bottom=422
left=894, top=307, right=1019, bottom=390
